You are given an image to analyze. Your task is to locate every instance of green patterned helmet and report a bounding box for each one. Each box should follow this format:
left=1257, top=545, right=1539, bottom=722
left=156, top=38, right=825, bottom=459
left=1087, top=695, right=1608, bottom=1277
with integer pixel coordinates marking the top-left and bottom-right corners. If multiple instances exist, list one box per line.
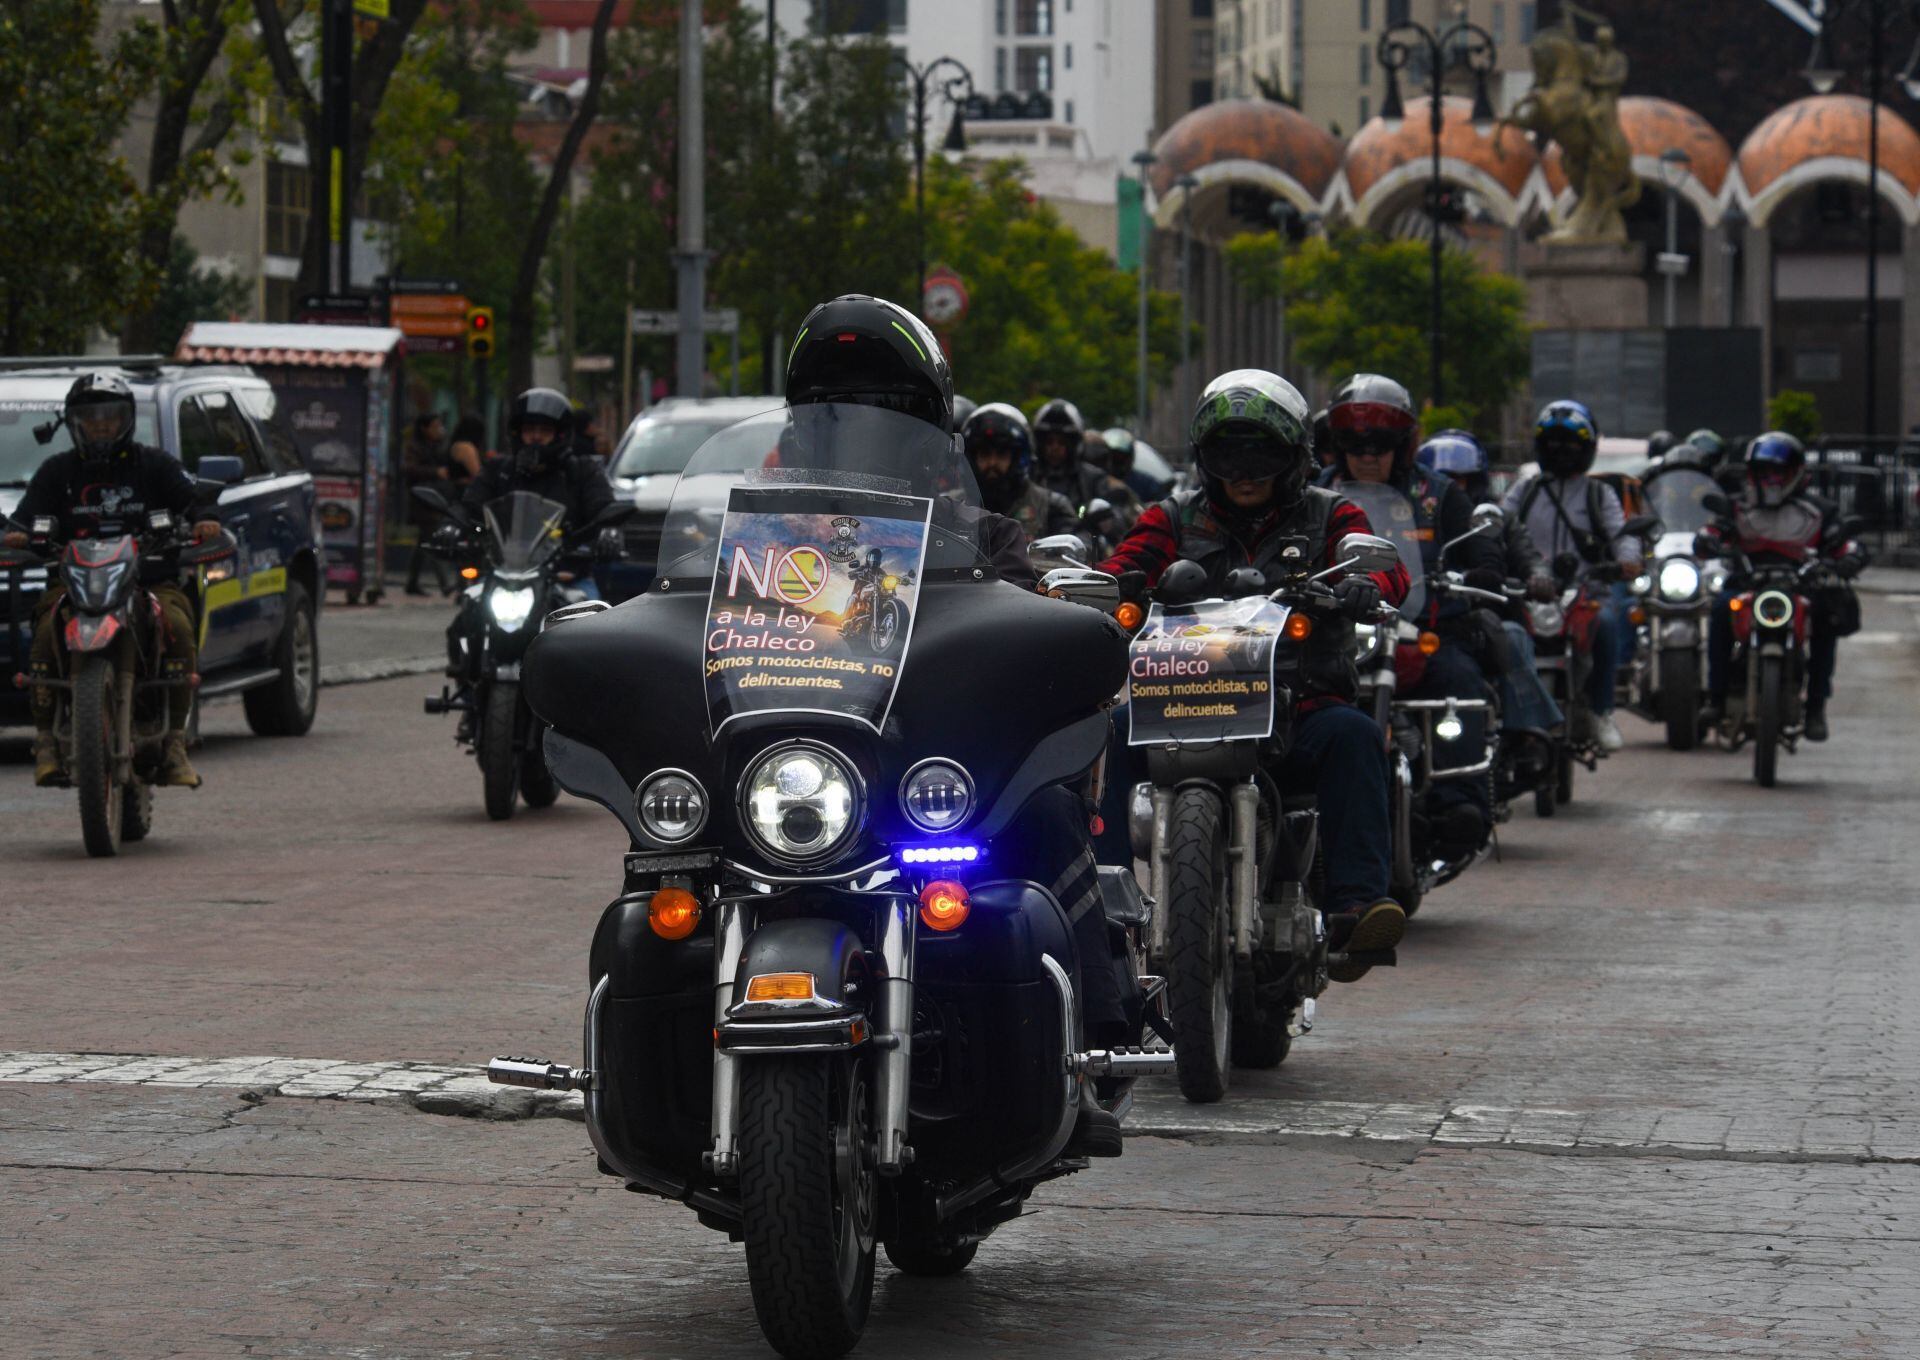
left=1190, top=369, right=1315, bottom=507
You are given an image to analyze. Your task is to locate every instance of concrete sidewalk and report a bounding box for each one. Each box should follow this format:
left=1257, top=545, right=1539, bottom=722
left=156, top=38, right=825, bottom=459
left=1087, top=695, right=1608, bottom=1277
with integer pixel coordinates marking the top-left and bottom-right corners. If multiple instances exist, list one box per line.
left=317, top=586, right=453, bottom=687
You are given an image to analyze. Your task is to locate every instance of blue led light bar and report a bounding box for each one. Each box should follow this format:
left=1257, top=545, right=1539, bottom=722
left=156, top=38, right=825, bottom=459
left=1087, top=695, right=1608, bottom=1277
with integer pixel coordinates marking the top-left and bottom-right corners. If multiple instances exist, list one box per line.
left=896, top=844, right=983, bottom=865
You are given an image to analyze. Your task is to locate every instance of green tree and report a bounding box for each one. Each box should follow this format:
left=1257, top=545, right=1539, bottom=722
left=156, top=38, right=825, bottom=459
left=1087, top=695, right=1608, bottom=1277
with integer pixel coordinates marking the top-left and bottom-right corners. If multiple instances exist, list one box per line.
left=925, top=159, right=1183, bottom=424
left=1226, top=229, right=1531, bottom=432
left=0, top=0, right=156, bottom=352
left=147, top=232, right=253, bottom=345
left=1766, top=389, right=1823, bottom=443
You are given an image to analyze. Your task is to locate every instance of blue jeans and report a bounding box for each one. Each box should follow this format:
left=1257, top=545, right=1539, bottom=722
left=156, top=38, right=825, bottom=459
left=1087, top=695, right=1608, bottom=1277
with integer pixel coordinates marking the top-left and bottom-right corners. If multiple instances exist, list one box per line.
left=1499, top=620, right=1564, bottom=732
left=1282, top=703, right=1391, bottom=912
left=1589, top=598, right=1624, bottom=715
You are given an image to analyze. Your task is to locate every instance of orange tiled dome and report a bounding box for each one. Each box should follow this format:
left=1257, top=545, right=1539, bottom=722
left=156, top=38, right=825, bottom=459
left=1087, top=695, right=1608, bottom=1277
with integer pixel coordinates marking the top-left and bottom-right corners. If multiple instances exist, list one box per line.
left=1738, top=94, right=1920, bottom=224
left=1344, top=96, right=1537, bottom=223
left=1148, top=98, right=1345, bottom=205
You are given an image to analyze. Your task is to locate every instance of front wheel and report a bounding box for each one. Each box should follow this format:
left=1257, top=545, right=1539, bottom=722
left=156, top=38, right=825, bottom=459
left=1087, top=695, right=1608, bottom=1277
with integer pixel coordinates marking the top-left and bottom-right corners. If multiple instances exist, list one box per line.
left=73, top=658, right=124, bottom=858
left=868, top=600, right=904, bottom=656
left=244, top=581, right=319, bottom=736
left=740, top=1056, right=876, bottom=1360
left=1165, top=786, right=1232, bottom=1103
left=480, top=681, right=521, bottom=821
left=1754, top=655, right=1783, bottom=788
left=1661, top=648, right=1700, bottom=751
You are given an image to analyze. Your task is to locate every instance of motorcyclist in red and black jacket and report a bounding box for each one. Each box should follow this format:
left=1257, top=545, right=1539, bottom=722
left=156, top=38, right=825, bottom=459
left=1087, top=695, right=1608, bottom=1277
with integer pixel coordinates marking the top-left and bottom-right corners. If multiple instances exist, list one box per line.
left=1697, top=432, right=1868, bottom=742
left=1099, top=369, right=1411, bottom=980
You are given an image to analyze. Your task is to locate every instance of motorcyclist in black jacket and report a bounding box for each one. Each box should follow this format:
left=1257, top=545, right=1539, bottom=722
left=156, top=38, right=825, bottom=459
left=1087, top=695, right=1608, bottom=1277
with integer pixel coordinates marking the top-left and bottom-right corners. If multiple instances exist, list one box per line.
left=784, top=294, right=1124, bottom=1154
left=6, top=375, right=218, bottom=788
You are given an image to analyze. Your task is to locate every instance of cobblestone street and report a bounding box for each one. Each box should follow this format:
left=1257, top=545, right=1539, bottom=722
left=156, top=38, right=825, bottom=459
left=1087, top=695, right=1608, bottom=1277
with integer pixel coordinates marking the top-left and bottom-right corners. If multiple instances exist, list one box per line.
left=2, top=583, right=1917, bottom=1358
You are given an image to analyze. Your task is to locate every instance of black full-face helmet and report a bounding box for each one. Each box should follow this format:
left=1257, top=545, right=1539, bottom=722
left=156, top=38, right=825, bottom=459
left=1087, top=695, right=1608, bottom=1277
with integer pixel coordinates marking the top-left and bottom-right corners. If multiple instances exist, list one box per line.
left=785, top=295, right=953, bottom=433
left=1190, top=369, right=1315, bottom=511
left=65, top=373, right=137, bottom=464
left=508, top=387, right=575, bottom=475
left=1031, top=398, right=1086, bottom=469
left=1533, top=399, right=1600, bottom=479
left=961, top=401, right=1034, bottom=494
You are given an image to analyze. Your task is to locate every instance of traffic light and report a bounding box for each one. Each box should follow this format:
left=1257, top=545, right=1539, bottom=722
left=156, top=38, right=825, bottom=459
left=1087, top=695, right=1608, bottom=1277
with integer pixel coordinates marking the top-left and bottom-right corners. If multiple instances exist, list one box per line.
left=466, top=305, right=494, bottom=359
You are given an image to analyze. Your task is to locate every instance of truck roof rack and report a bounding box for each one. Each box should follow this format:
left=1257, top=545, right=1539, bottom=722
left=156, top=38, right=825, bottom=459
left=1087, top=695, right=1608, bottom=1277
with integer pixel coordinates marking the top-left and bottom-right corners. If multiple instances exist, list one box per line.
left=0, top=355, right=171, bottom=373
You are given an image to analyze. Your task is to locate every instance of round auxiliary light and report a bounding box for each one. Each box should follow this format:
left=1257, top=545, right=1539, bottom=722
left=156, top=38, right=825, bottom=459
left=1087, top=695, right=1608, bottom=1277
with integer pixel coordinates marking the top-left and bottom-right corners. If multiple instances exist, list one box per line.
left=741, top=742, right=860, bottom=865
left=635, top=769, right=708, bottom=844
left=900, top=759, right=975, bottom=834
left=1753, top=590, right=1795, bottom=629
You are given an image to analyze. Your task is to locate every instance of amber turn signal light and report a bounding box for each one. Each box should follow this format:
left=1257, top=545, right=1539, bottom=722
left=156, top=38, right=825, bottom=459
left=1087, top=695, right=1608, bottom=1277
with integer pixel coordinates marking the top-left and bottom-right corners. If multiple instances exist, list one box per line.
left=1418, top=631, right=1442, bottom=655
left=1285, top=613, right=1313, bottom=641
left=648, top=886, right=702, bottom=940
left=460, top=565, right=480, bottom=580
left=1115, top=601, right=1145, bottom=631
left=745, top=972, right=816, bottom=1002
left=918, top=880, right=971, bottom=932
left=1728, top=596, right=1744, bottom=612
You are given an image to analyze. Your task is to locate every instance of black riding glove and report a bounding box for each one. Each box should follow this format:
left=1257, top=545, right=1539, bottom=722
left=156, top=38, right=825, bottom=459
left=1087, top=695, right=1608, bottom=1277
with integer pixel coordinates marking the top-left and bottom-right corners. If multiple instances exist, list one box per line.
left=1464, top=567, right=1505, bottom=594
left=1334, top=575, right=1383, bottom=617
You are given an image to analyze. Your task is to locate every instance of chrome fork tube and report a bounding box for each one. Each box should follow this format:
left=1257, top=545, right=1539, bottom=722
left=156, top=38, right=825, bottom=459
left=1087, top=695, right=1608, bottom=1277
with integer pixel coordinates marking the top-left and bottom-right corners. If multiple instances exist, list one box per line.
left=1230, top=779, right=1260, bottom=958
left=706, top=899, right=749, bottom=1177
left=1149, top=787, right=1174, bottom=960
left=874, top=894, right=915, bottom=1174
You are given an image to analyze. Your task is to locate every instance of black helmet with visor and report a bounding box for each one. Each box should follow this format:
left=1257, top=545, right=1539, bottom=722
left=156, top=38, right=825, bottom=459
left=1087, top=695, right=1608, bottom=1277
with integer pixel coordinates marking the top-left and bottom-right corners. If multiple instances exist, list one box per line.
left=65, top=373, right=137, bottom=463
left=1190, top=369, right=1315, bottom=509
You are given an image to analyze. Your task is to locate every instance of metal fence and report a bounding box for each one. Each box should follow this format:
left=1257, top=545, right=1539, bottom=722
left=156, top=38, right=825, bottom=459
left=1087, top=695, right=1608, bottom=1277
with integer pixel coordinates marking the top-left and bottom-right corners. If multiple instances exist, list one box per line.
left=1806, top=437, right=1920, bottom=563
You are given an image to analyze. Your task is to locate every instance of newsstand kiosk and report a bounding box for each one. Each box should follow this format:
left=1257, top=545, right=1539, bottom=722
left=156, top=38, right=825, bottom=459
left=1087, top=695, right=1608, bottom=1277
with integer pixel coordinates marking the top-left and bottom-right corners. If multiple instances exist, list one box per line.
left=176, top=322, right=405, bottom=604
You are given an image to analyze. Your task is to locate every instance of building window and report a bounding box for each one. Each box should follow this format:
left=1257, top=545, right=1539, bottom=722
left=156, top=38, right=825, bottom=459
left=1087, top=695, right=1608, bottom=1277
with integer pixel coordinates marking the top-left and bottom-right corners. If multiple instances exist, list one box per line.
left=1191, top=0, right=1212, bottom=16
left=1191, top=77, right=1213, bottom=108
left=1360, top=0, right=1371, bottom=29
left=1064, top=41, right=1072, bottom=70
left=1192, top=27, right=1212, bottom=71
left=1065, top=98, right=1074, bottom=123
left=1360, top=94, right=1370, bottom=124
left=265, top=160, right=309, bottom=260
left=1492, top=1, right=1506, bottom=39
left=996, top=0, right=1007, bottom=35
left=1015, top=45, right=1053, bottom=92
left=995, top=45, right=1008, bottom=90
left=1520, top=2, right=1536, bottom=41
left=1015, top=0, right=1052, bottom=37
left=1387, top=0, right=1408, bottom=24
left=1359, top=43, right=1370, bottom=86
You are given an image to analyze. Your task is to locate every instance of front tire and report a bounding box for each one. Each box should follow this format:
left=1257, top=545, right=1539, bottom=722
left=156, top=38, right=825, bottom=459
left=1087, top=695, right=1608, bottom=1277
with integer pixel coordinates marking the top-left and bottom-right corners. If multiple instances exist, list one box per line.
left=1661, top=648, right=1700, bottom=751
left=740, top=1056, right=876, bottom=1360
left=73, top=658, right=123, bottom=858
left=869, top=600, right=903, bottom=656
left=1755, top=655, right=1783, bottom=788
left=1557, top=743, right=1575, bottom=804
left=480, top=681, right=520, bottom=821
left=121, top=780, right=154, bottom=843
left=245, top=582, right=319, bottom=736
left=520, top=729, right=559, bottom=809
left=1165, top=786, right=1232, bottom=1103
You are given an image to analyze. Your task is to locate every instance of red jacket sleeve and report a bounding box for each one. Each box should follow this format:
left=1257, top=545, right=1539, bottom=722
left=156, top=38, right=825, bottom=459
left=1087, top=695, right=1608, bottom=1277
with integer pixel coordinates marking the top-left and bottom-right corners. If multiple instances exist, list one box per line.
left=1328, top=499, right=1410, bottom=606
left=1096, top=501, right=1180, bottom=583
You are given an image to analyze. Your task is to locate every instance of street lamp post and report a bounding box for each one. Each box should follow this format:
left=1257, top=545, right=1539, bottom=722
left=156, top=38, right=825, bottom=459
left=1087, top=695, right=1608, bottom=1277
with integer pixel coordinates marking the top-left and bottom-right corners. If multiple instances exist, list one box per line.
left=1801, top=0, right=1920, bottom=440
left=1132, top=148, right=1158, bottom=429
left=1657, top=146, right=1694, bottom=328
left=1176, top=173, right=1199, bottom=428
left=893, top=55, right=975, bottom=308
left=1377, top=20, right=1500, bottom=409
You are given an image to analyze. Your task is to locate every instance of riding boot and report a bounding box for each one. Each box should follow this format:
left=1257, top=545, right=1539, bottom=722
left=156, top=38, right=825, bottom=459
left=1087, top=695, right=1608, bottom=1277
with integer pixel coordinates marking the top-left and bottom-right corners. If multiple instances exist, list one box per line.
left=159, top=733, right=203, bottom=788
left=32, top=730, right=63, bottom=787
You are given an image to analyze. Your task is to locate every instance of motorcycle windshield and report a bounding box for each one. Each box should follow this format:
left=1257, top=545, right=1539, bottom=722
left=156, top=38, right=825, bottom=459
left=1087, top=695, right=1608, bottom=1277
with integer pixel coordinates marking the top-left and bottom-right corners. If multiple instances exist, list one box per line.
left=1333, top=480, right=1427, bottom=620
left=482, top=493, right=568, bottom=573
left=1644, top=469, right=1719, bottom=536
left=657, top=403, right=990, bottom=733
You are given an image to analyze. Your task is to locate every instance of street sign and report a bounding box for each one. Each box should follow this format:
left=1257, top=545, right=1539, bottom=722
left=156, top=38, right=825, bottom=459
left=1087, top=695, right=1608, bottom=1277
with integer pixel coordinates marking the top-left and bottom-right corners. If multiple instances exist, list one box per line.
left=922, top=268, right=969, bottom=328
left=630, top=308, right=742, bottom=335
left=383, top=277, right=463, bottom=296
left=297, top=293, right=376, bottom=326
left=404, top=336, right=463, bottom=355
left=390, top=292, right=471, bottom=340
left=573, top=354, right=614, bottom=373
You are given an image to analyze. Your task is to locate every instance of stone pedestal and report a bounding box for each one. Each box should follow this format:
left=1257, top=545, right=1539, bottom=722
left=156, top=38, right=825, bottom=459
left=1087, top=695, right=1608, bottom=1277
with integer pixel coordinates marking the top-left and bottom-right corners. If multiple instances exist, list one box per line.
left=1521, top=241, right=1649, bottom=330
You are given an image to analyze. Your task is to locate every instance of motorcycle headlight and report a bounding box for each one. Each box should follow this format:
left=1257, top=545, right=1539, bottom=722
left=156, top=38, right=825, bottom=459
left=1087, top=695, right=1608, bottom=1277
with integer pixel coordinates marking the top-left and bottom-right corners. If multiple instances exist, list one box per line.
left=741, top=742, right=860, bottom=865
left=900, top=759, right=974, bottom=834
left=488, top=585, right=536, bottom=629
left=1657, top=558, right=1701, bottom=602
left=1526, top=599, right=1565, bottom=634
left=635, top=769, right=707, bottom=845
left=67, top=560, right=131, bottom=611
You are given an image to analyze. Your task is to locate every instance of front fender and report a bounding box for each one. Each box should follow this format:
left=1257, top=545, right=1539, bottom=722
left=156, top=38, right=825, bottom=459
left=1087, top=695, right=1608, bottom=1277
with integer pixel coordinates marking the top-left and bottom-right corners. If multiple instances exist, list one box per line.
left=718, top=917, right=872, bottom=1053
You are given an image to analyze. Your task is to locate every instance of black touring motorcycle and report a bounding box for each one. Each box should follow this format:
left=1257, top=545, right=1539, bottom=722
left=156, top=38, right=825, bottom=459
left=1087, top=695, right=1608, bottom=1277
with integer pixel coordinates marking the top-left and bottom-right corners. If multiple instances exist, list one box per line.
left=418, top=487, right=629, bottom=820
left=489, top=405, right=1173, bottom=1360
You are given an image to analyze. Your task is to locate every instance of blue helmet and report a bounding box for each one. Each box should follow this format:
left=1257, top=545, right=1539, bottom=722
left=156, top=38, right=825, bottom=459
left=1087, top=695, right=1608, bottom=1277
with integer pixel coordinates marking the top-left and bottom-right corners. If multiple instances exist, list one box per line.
left=1744, top=431, right=1808, bottom=509
left=1417, top=430, right=1488, bottom=478
left=1533, top=399, right=1598, bottom=478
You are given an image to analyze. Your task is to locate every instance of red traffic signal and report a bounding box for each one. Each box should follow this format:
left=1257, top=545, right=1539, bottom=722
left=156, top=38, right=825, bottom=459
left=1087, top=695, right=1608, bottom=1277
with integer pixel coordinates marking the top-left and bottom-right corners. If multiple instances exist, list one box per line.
left=466, top=305, right=495, bottom=358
